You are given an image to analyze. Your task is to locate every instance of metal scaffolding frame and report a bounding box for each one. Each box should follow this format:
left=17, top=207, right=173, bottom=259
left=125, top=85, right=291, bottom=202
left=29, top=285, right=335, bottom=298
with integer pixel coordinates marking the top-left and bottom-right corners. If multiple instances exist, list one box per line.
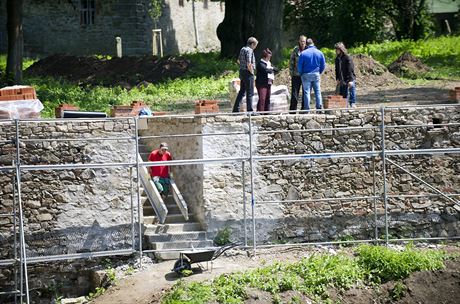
left=0, top=104, right=459, bottom=303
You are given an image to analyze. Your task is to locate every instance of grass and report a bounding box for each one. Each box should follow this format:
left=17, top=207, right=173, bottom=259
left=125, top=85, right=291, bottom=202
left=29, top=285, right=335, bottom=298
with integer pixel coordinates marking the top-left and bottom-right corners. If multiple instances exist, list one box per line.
left=161, top=244, right=448, bottom=303
left=1, top=36, right=458, bottom=117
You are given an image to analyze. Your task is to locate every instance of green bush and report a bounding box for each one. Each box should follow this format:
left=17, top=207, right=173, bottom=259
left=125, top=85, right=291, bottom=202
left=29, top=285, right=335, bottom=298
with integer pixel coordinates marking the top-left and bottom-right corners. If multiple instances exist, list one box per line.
left=356, top=244, right=445, bottom=283
left=214, top=226, right=232, bottom=246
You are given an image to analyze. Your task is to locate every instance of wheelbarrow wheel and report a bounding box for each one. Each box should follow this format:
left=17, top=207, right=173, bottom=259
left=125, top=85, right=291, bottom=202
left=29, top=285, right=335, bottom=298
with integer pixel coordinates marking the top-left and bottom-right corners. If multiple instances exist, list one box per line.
left=173, top=259, right=191, bottom=275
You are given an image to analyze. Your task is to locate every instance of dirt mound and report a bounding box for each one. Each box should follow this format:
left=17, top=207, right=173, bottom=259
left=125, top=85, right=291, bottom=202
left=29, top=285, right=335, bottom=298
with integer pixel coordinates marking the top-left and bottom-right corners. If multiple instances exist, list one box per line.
left=274, top=54, right=402, bottom=92
left=25, top=54, right=190, bottom=88
left=388, top=51, right=431, bottom=78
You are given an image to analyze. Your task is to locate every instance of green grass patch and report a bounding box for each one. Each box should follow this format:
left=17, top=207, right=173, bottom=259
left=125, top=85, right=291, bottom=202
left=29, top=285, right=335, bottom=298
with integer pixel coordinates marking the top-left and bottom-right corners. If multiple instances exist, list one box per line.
left=161, top=244, right=448, bottom=303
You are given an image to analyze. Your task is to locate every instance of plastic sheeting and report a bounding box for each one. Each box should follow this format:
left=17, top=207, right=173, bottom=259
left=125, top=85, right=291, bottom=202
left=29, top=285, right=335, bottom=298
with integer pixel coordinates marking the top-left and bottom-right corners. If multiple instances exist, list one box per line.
left=0, top=99, right=44, bottom=119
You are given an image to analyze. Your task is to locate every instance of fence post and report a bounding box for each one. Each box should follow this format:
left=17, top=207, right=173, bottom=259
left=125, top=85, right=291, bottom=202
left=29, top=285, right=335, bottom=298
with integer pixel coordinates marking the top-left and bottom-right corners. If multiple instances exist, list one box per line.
left=242, top=160, right=247, bottom=247
left=248, top=114, right=256, bottom=255
left=134, top=118, right=143, bottom=268
left=380, top=107, right=389, bottom=245
left=372, top=143, right=378, bottom=242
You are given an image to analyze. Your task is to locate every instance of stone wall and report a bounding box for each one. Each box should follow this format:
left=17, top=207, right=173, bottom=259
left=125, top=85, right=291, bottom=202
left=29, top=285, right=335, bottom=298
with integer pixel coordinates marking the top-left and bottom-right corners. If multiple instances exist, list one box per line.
left=139, top=107, right=460, bottom=243
left=0, top=0, right=224, bottom=56
left=0, top=118, right=138, bottom=260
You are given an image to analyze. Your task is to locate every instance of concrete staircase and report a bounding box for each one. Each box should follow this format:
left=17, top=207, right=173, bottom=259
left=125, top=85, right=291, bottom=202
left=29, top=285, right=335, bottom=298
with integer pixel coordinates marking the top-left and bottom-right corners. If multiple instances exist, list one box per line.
left=138, top=142, right=213, bottom=260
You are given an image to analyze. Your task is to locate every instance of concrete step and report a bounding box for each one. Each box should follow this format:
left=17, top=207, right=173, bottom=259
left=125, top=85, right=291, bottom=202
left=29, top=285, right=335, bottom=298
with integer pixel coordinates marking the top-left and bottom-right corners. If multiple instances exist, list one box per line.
left=143, top=213, right=194, bottom=224
left=145, top=222, right=203, bottom=234
left=145, top=231, right=207, bottom=242
left=143, top=203, right=180, bottom=214
left=151, top=240, right=214, bottom=250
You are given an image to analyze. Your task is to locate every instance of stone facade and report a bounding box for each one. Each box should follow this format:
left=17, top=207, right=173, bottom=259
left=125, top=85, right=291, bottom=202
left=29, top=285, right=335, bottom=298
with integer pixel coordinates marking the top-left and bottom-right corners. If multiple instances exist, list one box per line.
left=140, top=106, right=460, bottom=244
left=0, top=118, right=138, bottom=259
left=0, top=0, right=224, bottom=57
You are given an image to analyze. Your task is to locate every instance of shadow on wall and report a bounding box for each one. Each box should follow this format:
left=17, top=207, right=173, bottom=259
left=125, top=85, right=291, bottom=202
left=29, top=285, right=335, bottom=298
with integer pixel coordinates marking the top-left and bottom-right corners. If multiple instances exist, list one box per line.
left=157, top=1, right=179, bottom=55
left=208, top=209, right=460, bottom=245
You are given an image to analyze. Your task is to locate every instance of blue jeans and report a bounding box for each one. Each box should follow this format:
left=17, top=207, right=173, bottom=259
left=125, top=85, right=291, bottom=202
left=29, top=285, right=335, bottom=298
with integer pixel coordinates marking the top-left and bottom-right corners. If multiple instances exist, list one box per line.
left=232, top=69, right=254, bottom=112
left=301, top=72, right=322, bottom=111
left=339, top=81, right=356, bottom=106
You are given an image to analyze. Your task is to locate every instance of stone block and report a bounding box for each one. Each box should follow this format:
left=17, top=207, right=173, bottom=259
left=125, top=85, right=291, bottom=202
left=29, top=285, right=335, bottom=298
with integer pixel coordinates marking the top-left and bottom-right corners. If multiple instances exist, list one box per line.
left=324, top=95, right=346, bottom=109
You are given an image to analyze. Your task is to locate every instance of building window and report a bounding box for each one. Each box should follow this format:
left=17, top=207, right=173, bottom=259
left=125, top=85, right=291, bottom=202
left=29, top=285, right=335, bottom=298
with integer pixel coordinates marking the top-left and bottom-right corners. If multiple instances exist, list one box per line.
left=80, top=0, right=95, bottom=25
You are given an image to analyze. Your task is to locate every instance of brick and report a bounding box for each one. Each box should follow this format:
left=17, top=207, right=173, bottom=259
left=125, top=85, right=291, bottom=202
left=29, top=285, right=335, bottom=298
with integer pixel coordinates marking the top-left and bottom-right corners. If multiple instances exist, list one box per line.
left=195, top=103, right=219, bottom=114
left=449, top=90, right=460, bottom=102
left=0, top=85, right=37, bottom=100
left=324, top=95, right=347, bottom=109
left=55, top=104, right=80, bottom=118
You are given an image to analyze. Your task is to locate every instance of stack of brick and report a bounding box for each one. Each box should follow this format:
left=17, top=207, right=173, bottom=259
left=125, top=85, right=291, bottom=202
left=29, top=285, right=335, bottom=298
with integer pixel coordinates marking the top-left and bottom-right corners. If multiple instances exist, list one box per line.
left=55, top=104, right=80, bottom=118
left=324, top=95, right=347, bottom=109
left=0, top=85, right=42, bottom=119
left=0, top=86, right=37, bottom=101
left=111, top=101, right=147, bottom=117
left=195, top=100, right=219, bottom=114
left=449, top=87, right=460, bottom=102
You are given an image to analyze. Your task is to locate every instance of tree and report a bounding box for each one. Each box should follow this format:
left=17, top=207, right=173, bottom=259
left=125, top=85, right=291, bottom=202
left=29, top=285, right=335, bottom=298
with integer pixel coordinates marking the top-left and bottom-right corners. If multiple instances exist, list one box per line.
left=6, top=0, right=23, bottom=84
left=377, top=0, right=434, bottom=40
left=216, top=0, right=284, bottom=63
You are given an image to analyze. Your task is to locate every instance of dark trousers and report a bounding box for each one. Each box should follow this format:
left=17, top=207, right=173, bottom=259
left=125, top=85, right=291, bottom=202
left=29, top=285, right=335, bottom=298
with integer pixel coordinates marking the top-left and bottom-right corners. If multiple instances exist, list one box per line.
left=289, top=75, right=306, bottom=112
left=256, top=84, right=271, bottom=112
left=232, top=69, right=254, bottom=112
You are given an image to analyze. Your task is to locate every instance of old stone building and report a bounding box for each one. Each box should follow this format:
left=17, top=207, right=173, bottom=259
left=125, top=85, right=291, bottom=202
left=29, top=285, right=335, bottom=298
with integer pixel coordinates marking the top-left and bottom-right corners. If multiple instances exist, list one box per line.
left=0, top=0, right=225, bottom=57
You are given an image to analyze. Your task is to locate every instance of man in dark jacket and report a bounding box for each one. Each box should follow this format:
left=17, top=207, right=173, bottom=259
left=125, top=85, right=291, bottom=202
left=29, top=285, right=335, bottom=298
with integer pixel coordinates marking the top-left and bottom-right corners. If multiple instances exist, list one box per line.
left=334, top=42, right=356, bottom=108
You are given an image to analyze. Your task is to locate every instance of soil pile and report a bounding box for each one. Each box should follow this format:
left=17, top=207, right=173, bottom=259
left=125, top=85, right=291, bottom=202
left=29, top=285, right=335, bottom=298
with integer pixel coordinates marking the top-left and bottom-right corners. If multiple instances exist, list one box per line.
left=275, top=54, right=402, bottom=92
left=388, top=51, right=431, bottom=79
left=25, top=54, right=190, bottom=88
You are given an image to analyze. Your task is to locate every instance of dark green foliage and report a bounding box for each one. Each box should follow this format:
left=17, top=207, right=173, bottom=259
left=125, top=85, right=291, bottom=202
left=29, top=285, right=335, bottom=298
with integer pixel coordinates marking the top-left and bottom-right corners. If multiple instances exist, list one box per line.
left=284, top=0, right=435, bottom=47
left=214, top=226, right=232, bottom=246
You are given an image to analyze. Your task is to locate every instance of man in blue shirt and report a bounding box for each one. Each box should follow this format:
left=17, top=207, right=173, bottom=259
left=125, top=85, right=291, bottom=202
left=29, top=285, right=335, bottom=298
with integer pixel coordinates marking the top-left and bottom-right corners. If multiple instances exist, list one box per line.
left=298, top=38, right=326, bottom=112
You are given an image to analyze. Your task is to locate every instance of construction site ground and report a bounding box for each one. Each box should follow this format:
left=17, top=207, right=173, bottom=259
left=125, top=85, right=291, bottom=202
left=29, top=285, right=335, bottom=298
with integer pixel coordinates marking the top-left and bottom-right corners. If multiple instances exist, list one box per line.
left=90, top=245, right=460, bottom=304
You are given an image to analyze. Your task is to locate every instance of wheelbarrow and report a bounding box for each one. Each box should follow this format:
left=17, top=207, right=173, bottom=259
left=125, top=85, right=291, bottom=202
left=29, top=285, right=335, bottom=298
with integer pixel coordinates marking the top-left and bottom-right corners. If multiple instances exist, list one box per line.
left=172, top=243, right=239, bottom=275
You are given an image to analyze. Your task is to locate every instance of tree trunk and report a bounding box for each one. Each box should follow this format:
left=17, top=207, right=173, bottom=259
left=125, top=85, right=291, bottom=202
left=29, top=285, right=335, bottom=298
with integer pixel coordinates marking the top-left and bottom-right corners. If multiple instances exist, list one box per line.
left=217, top=0, right=283, bottom=63
left=6, top=0, right=23, bottom=85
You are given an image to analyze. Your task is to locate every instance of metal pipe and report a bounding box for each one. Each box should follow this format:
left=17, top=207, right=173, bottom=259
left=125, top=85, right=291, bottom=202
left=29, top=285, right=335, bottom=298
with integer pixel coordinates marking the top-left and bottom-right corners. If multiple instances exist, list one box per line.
left=129, top=167, right=135, bottom=257
left=12, top=174, right=18, bottom=304
left=242, top=161, right=247, bottom=247
left=385, top=122, right=460, bottom=129
left=388, top=193, right=460, bottom=198
left=386, top=159, right=459, bottom=205
left=380, top=107, right=389, bottom=246
left=248, top=114, right=256, bottom=255
left=20, top=136, right=134, bottom=142
left=259, top=195, right=379, bottom=204
left=139, top=131, right=247, bottom=140
left=14, top=120, right=30, bottom=304
left=256, top=125, right=379, bottom=135
left=23, top=249, right=135, bottom=264
left=134, top=118, right=143, bottom=269
left=372, top=143, right=378, bottom=241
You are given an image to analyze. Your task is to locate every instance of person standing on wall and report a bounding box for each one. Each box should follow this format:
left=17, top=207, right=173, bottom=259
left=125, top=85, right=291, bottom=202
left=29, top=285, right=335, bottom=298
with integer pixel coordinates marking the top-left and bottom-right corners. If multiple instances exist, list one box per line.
left=232, top=37, right=258, bottom=113
left=148, top=142, right=172, bottom=198
left=334, top=42, right=357, bottom=108
left=289, top=35, right=307, bottom=113
left=298, top=38, right=326, bottom=112
left=256, top=48, right=275, bottom=113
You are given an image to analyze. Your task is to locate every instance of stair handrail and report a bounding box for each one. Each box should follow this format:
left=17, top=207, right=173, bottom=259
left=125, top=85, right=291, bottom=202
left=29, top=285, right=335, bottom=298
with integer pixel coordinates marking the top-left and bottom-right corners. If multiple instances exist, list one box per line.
left=138, top=154, right=168, bottom=224
left=169, top=178, right=189, bottom=221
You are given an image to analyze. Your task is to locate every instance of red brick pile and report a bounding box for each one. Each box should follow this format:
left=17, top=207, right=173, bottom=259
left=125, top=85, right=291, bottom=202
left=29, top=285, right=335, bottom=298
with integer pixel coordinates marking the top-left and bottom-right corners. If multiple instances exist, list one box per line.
left=55, top=104, right=80, bottom=118
left=195, top=100, right=219, bottom=114
left=449, top=87, right=460, bottom=102
left=324, top=95, right=347, bottom=109
left=0, top=86, right=41, bottom=119
left=111, top=101, right=147, bottom=117
left=0, top=86, right=37, bottom=101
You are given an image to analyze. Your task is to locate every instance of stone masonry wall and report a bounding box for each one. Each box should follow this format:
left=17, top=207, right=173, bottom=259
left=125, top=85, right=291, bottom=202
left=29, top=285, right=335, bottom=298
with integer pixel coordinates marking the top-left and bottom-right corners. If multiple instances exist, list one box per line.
left=0, top=118, right=138, bottom=260
left=0, top=0, right=225, bottom=56
left=201, top=107, right=459, bottom=243
left=137, top=107, right=459, bottom=243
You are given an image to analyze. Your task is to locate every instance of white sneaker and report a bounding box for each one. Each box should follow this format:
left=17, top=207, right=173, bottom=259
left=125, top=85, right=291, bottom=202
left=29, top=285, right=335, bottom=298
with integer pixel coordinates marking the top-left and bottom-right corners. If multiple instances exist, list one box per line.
left=350, top=104, right=357, bottom=108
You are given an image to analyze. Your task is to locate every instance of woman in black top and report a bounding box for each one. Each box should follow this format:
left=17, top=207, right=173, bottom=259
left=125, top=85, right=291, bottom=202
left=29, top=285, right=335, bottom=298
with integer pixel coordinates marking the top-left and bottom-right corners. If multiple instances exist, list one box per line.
left=256, top=48, right=275, bottom=112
